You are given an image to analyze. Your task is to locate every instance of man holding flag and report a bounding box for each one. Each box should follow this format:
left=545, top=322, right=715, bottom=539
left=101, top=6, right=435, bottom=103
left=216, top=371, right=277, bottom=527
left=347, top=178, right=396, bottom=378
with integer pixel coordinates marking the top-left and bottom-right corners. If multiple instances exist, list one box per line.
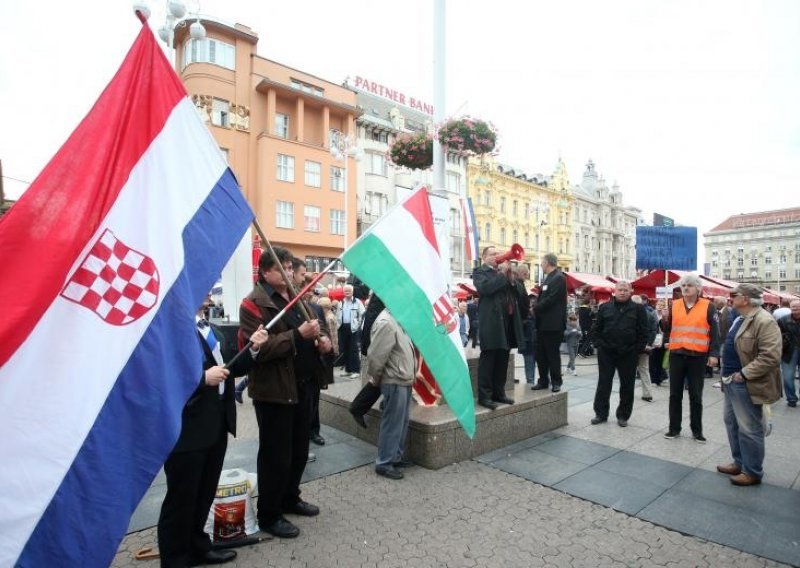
left=0, top=13, right=255, bottom=567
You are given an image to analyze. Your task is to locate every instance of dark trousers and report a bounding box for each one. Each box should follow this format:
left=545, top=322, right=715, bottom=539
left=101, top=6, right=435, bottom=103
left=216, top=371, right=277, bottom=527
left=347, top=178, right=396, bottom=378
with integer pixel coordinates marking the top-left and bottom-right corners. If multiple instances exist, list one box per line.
left=649, top=348, right=667, bottom=383
left=469, top=322, right=478, bottom=348
left=158, top=426, right=227, bottom=567
left=310, top=383, right=321, bottom=436
left=668, top=353, right=706, bottom=435
left=338, top=324, right=361, bottom=373
left=477, top=348, right=510, bottom=401
left=535, top=330, right=563, bottom=388
left=253, top=382, right=313, bottom=525
left=593, top=349, right=638, bottom=421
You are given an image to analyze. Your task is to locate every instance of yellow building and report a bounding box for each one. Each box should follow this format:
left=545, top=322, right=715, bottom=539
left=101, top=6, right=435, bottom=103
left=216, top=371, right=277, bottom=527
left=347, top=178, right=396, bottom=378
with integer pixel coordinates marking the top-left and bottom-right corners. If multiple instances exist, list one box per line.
left=467, top=157, right=574, bottom=282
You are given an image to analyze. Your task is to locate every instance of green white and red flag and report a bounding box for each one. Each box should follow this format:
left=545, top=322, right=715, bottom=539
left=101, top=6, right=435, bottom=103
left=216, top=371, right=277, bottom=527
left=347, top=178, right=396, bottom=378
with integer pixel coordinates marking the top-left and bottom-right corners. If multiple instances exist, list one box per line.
left=342, top=186, right=475, bottom=438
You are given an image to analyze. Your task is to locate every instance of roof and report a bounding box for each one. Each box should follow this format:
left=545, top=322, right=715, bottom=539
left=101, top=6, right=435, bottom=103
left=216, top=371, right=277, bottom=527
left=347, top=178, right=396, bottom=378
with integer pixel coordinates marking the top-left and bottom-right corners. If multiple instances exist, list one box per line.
left=565, top=272, right=616, bottom=293
left=708, top=207, right=800, bottom=232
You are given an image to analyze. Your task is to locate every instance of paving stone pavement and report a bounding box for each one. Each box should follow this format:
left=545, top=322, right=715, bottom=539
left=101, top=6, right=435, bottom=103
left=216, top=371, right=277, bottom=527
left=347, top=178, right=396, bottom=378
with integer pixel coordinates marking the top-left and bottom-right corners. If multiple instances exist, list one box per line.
left=114, top=460, right=794, bottom=568
left=114, top=355, right=800, bottom=567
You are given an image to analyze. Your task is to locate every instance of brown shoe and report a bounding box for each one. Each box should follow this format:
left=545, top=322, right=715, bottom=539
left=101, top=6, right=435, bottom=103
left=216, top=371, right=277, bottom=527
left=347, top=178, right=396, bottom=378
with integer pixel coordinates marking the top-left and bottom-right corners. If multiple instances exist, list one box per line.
left=716, top=463, right=741, bottom=475
left=730, top=472, right=761, bottom=486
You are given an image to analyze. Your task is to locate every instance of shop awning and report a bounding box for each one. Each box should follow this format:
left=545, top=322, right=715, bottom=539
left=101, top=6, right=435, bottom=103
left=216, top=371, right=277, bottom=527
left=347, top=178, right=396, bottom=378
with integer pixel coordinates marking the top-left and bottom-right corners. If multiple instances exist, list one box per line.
left=564, top=272, right=616, bottom=294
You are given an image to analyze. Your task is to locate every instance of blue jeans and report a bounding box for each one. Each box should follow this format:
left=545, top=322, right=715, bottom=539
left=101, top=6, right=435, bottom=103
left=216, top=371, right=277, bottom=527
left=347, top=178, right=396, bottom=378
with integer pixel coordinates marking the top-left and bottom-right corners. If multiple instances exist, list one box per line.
left=723, top=381, right=765, bottom=479
left=566, top=343, right=577, bottom=370
left=780, top=347, right=799, bottom=404
left=376, top=384, right=411, bottom=467
left=523, top=352, right=537, bottom=384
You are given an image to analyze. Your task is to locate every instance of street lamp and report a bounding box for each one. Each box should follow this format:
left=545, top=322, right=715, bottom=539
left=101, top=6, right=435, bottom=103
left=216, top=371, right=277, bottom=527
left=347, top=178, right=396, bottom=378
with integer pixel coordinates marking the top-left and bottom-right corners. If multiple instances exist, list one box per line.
left=135, top=1, right=206, bottom=63
left=329, top=130, right=362, bottom=250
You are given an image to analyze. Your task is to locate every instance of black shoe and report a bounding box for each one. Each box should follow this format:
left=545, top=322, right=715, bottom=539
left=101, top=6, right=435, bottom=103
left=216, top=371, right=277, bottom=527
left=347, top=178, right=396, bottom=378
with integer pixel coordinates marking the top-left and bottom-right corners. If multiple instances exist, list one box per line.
left=788, top=401, right=797, bottom=408
left=590, top=416, right=607, bottom=425
left=693, top=434, right=707, bottom=444
left=393, top=458, right=414, bottom=468
left=530, top=384, right=549, bottom=391
left=188, top=549, right=237, bottom=566
left=310, top=433, right=326, bottom=446
left=641, top=396, right=653, bottom=402
left=262, top=517, right=299, bottom=538
left=551, top=386, right=561, bottom=393
left=349, top=409, right=368, bottom=429
left=664, top=430, right=680, bottom=439
left=492, top=396, right=514, bottom=405
left=375, top=465, right=404, bottom=480
left=478, top=399, right=498, bottom=410
left=617, top=419, right=628, bottom=427
left=284, top=500, right=320, bottom=517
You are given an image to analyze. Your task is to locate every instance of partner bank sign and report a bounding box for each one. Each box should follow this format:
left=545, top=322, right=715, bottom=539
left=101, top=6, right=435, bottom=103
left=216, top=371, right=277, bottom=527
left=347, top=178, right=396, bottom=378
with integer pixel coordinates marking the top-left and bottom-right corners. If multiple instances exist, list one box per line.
left=352, top=76, right=434, bottom=115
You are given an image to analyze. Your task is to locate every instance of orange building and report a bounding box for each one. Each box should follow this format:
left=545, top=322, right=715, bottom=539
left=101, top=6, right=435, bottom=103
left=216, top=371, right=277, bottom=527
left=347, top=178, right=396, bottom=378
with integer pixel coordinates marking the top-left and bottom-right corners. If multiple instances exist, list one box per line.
left=173, top=19, right=359, bottom=271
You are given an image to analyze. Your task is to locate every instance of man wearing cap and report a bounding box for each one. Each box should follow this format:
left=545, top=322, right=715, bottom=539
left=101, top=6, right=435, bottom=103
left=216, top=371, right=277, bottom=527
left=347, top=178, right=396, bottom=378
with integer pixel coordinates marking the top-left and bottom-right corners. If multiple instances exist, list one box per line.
left=717, top=283, right=782, bottom=486
left=777, top=299, right=800, bottom=407
left=663, top=274, right=721, bottom=442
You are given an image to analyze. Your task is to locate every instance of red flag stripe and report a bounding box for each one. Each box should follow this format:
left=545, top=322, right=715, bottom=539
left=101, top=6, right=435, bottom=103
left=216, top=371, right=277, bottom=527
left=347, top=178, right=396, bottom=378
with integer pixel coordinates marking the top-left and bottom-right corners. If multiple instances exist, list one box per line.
left=401, top=188, right=440, bottom=256
left=0, top=26, right=186, bottom=366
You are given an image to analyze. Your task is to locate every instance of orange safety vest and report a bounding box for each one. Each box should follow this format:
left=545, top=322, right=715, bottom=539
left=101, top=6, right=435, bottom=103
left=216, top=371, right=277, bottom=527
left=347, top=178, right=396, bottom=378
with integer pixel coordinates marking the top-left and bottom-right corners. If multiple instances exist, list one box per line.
left=669, top=297, right=711, bottom=353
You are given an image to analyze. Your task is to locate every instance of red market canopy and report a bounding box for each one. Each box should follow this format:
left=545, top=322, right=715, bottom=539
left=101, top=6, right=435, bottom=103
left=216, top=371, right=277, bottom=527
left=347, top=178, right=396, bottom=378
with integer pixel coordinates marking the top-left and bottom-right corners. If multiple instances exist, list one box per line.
left=565, top=272, right=616, bottom=294
left=631, top=270, right=729, bottom=300
left=762, top=288, right=788, bottom=305
left=456, top=282, right=477, bottom=297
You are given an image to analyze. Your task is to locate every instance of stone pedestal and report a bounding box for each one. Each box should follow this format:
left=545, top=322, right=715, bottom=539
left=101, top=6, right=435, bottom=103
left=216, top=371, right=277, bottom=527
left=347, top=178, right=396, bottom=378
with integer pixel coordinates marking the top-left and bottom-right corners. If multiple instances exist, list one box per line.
left=320, top=378, right=567, bottom=470
left=467, top=356, right=516, bottom=394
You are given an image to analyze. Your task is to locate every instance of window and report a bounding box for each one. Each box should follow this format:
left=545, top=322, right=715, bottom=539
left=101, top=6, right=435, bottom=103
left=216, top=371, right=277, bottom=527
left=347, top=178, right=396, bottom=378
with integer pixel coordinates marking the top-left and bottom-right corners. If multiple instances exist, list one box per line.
left=780, top=254, right=787, bottom=264
left=304, top=206, right=321, bottom=232
left=277, top=154, right=295, bottom=182
left=366, top=152, right=387, bottom=176
left=525, top=232, right=530, bottom=248
left=211, top=98, right=230, bottom=127
left=779, top=268, right=787, bottom=279
left=330, top=166, right=344, bottom=192
left=276, top=201, right=294, bottom=228
left=484, top=223, right=491, bottom=242
left=765, top=270, right=772, bottom=280
left=513, top=201, right=518, bottom=217
left=183, top=38, right=236, bottom=70
left=711, top=250, right=719, bottom=257
left=370, top=130, right=388, bottom=143
left=795, top=269, right=800, bottom=279
left=737, top=270, right=744, bottom=279
left=483, top=191, right=491, bottom=206
left=275, top=113, right=289, bottom=138
left=796, top=252, right=800, bottom=263
left=751, top=257, right=758, bottom=266
left=446, top=172, right=461, bottom=194
left=751, top=269, right=759, bottom=278
left=290, top=79, right=324, bottom=97
left=304, top=161, right=321, bottom=187
left=499, top=228, right=506, bottom=245
left=512, top=229, right=518, bottom=244
left=365, top=192, right=388, bottom=217
left=765, top=255, right=772, bottom=265
left=737, top=258, right=743, bottom=267
left=500, top=197, right=506, bottom=214
left=330, top=209, right=345, bottom=235
left=450, top=208, right=460, bottom=236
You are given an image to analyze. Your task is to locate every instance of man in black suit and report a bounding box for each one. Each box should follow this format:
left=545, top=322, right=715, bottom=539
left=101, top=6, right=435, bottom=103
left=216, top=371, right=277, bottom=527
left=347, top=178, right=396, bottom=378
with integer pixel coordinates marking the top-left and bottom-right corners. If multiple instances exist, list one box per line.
left=157, top=297, right=268, bottom=567
left=532, top=253, right=568, bottom=392
left=467, top=297, right=479, bottom=348
left=472, top=246, right=524, bottom=410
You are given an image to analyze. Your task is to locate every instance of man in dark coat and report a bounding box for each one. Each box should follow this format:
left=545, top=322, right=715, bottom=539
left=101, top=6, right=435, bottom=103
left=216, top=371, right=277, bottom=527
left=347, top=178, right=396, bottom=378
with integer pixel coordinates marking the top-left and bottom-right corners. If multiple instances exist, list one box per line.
left=532, top=253, right=568, bottom=392
left=472, top=246, right=524, bottom=410
left=239, top=247, right=333, bottom=539
left=589, top=281, right=648, bottom=427
left=157, top=298, right=268, bottom=568
left=467, top=298, right=479, bottom=348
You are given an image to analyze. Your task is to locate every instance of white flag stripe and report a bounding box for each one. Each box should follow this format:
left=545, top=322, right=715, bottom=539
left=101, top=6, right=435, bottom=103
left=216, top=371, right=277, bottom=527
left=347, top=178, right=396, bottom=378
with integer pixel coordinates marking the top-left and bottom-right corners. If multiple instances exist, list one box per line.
left=0, top=98, right=227, bottom=562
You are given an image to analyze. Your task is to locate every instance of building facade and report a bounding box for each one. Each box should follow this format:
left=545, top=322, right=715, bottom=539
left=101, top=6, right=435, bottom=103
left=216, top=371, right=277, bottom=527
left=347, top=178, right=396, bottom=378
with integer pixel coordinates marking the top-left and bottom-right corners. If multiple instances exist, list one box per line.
left=350, top=83, right=469, bottom=278
left=467, top=157, right=574, bottom=282
left=173, top=19, right=359, bottom=272
left=704, top=207, right=800, bottom=294
left=570, top=160, right=639, bottom=279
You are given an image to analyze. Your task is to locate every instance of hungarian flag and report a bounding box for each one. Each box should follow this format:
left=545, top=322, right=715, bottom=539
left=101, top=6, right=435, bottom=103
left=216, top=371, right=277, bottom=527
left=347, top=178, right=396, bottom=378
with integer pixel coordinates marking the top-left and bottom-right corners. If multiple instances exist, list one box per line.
left=342, top=187, right=475, bottom=437
left=0, top=21, right=253, bottom=567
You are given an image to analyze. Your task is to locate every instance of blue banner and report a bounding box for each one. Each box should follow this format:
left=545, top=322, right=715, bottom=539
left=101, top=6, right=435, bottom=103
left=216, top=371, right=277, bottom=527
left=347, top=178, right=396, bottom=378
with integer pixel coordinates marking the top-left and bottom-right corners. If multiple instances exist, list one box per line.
left=636, top=226, right=697, bottom=270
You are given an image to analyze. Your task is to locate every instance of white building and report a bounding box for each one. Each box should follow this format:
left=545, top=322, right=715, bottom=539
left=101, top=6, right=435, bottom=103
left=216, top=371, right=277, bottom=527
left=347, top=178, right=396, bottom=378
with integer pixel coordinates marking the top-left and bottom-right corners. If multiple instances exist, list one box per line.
left=570, top=160, right=640, bottom=279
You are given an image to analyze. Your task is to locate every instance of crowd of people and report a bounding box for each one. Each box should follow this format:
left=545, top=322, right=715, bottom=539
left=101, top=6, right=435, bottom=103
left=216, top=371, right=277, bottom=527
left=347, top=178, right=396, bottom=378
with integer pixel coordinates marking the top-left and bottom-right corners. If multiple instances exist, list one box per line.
left=157, top=244, right=799, bottom=566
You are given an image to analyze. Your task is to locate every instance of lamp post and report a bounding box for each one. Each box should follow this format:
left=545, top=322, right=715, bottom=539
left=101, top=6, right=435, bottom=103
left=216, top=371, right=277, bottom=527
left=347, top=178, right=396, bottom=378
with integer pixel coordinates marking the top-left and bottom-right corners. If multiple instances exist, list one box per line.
left=329, top=130, right=361, bottom=251
left=135, top=1, right=206, bottom=64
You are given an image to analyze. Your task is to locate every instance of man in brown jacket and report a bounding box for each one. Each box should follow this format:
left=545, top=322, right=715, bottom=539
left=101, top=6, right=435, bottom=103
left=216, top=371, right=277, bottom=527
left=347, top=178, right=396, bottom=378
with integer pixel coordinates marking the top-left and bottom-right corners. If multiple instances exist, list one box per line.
left=717, top=283, right=782, bottom=486
left=239, top=247, right=332, bottom=538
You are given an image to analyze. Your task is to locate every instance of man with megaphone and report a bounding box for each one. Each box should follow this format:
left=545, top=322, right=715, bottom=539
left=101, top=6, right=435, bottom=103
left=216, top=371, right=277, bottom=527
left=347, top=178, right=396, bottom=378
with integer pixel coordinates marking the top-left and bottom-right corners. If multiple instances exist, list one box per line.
left=472, top=246, right=525, bottom=410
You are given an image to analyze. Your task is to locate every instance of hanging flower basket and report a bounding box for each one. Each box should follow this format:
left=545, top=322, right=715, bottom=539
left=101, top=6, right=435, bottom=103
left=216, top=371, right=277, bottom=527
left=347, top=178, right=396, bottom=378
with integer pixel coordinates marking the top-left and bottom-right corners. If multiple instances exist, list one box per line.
left=437, top=116, right=497, bottom=156
left=388, top=132, right=433, bottom=170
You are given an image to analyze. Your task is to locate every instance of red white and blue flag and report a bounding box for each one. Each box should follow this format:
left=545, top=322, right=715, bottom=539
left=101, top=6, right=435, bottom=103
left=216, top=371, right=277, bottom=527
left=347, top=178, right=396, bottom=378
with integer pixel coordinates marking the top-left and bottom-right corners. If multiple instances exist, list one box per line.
left=0, top=23, right=253, bottom=567
left=461, top=197, right=479, bottom=263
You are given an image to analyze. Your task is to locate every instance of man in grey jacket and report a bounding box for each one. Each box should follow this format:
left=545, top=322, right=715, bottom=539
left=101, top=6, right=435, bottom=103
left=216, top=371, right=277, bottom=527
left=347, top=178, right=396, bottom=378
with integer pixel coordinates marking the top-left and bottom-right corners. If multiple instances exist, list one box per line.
left=366, top=306, right=417, bottom=480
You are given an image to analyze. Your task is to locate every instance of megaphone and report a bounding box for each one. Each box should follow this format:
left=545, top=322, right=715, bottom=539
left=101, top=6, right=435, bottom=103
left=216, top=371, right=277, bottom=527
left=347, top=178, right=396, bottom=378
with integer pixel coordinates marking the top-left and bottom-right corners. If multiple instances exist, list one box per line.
left=496, top=243, right=525, bottom=264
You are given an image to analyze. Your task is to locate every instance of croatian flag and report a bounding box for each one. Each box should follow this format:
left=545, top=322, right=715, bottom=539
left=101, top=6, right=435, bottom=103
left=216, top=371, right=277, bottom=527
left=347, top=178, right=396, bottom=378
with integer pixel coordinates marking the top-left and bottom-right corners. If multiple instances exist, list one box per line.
left=461, top=197, right=479, bottom=263
left=0, top=23, right=253, bottom=568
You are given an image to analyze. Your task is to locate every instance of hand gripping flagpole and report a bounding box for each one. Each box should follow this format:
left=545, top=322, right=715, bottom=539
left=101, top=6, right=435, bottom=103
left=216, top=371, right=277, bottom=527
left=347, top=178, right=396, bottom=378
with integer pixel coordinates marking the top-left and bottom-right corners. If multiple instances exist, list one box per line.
left=225, top=255, right=342, bottom=369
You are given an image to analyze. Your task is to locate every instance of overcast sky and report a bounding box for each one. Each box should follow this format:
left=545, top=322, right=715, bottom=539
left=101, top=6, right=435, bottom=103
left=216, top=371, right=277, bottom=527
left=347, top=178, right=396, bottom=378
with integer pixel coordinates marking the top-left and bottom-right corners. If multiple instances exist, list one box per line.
left=1, top=1, right=798, bottom=259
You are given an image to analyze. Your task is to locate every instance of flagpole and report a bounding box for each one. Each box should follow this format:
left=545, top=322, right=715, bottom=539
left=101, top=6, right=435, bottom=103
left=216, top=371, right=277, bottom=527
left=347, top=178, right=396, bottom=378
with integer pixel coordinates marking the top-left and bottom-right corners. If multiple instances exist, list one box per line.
left=225, top=257, right=341, bottom=369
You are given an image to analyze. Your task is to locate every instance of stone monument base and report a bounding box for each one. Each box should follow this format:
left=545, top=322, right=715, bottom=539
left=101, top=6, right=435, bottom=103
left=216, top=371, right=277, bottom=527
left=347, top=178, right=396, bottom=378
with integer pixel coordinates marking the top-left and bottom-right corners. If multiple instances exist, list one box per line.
left=320, top=375, right=567, bottom=470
